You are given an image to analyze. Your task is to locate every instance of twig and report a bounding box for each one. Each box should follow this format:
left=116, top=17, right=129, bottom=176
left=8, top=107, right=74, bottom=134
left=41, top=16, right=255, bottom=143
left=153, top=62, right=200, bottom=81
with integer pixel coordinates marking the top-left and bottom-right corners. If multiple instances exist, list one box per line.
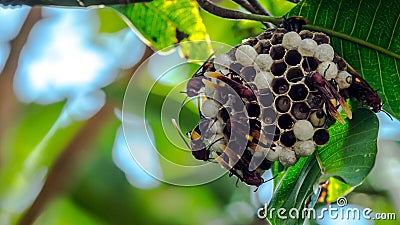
left=197, top=0, right=282, bottom=25
left=231, top=0, right=273, bottom=28
left=0, top=0, right=151, bottom=7
left=247, top=0, right=270, bottom=16
left=232, top=0, right=257, bottom=14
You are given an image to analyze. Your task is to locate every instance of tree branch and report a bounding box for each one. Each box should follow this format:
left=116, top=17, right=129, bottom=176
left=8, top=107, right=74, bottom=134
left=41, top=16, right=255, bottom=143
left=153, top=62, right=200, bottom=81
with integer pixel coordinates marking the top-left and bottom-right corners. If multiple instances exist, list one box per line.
left=247, top=0, right=270, bottom=16
left=197, top=0, right=282, bottom=25
left=0, top=0, right=151, bottom=7
left=232, top=0, right=257, bottom=14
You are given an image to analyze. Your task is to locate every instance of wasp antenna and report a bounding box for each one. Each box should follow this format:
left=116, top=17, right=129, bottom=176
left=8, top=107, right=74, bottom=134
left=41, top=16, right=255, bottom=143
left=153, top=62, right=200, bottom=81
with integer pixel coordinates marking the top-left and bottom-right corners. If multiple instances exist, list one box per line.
left=212, top=152, right=231, bottom=171
left=382, top=110, right=393, bottom=120
left=211, top=46, right=224, bottom=58
left=346, top=62, right=362, bottom=77
left=179, top=95, right=189, bottom=109
left=206, top=137, right=224, bottom=151
left=264, top=174, right=279, bottom=183
left=171, top=119, right=191, bottom=150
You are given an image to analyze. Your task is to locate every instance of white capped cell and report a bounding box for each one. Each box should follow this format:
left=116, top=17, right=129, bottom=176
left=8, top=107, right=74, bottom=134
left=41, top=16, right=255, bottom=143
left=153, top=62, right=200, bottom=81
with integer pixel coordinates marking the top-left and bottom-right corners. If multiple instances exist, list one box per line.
left=282, top=31, right=302, bottom=50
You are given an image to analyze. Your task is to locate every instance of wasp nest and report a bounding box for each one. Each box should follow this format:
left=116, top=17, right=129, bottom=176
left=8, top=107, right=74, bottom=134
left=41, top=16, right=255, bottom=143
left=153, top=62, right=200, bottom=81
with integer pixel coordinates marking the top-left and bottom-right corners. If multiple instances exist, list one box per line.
left=185, top=27, right=354, bottom=185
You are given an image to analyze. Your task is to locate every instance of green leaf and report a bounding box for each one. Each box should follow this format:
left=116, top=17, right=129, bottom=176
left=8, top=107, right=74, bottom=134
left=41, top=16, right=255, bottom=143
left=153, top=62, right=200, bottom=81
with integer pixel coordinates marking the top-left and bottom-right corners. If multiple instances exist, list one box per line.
left=317, top=109, right=379, bottom=186
left=112, top=0, right=210, bottom=56
left=323, top=177, right=353, bottom=203
left=267, top=108, right=378, bottom=225
left=288, top=0, right=400, bottom=120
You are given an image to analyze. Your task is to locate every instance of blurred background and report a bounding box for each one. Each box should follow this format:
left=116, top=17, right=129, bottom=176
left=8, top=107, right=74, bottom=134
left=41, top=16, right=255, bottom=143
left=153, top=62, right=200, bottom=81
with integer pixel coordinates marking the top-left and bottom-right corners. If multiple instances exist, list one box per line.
left=0, top=1, right=398, bottom=225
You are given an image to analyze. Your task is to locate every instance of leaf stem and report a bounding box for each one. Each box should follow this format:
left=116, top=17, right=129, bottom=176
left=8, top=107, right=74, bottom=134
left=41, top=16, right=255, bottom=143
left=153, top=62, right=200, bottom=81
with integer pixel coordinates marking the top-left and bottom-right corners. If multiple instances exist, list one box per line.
left=196, top=3, right=400, bottom=60
left=303, top=25, right=400, bottom=60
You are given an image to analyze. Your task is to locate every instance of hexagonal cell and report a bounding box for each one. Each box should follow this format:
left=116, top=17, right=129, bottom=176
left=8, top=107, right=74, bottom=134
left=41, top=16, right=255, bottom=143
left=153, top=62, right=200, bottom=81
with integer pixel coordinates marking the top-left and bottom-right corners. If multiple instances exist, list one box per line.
left=333, top=56, right=347, bottom=71
left=293, top=120, right=314, bottom=140
left=271, top=61, right=287, bottom=76
left=307, top=93, right=324, bottom=109
left=262, top=125, right=276, bottom=134
left=247, top=82, right=258, bottom=91
left=312, top=32, right=330, bottom=45
left=227, top=47, right=237, bottom=61
left=282, top=32, right=302, bottom=50
left=301, top=57, right=319, bottom=72
left=309, top=109, right=326, bottom=127
left=299, top=30, right=313, bottom=39
left=272, top=78, right=289, bottom=94
left=313, top=129, right=330, bottom=145
left=279, top=147, right=297, bottom=166
left=291, top=102, right=310, bottom=120
left=257, top=30, right=274, bottom=40
left=254, top=39, right=271, bottom=54
left=201, top=99, right=220, bottom=118
left=271, top=33, right=284, bottom=45
left=275, top=28, right=287, bottom=33
left=242, top=37, right=258, bottom=46
left=261, top=107, right=277, bottom=124
left=280, top=131, right=296, bottom=147
left=270, top=45, right=286, bottom=60
left=275, top=96, right=291, bottom=113
left=229, top=62, right=243, bottom=74
left=278, top=114, right=295, bottom=129
left=241, top=66, right=257, bottom=81
left=289, top=84, right=308, bottom=101
left=246, top=102, right=261, bottom=117
left=285, top=50, right=302, bottom=66
left=286, top=67, right=304, bottom=83
left=259, top=89, right=275, bottom=107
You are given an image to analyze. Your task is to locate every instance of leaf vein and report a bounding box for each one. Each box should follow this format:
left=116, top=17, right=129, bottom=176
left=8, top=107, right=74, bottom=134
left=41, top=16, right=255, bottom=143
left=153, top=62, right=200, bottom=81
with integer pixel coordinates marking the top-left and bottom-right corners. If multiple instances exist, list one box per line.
left=387, top=13, right=400, bottom=50
left=332, top=0, right=343, bottom=30
left=349, top=0, right=363, bottom=36
left=365, top=0, right=381, bottom=42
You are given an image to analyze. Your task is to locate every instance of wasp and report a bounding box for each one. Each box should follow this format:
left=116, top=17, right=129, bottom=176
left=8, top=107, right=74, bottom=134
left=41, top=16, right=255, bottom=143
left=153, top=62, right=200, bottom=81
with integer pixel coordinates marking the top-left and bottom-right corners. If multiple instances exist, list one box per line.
left=305, top=60, right=352, bottom=124
left=212, top=148, right=265, bottom=187
left=281, top=16, right=308, bottom=33
left=185, top=54, right=216, bottom=97
left=172, top=118, right=223, bottom=161
left=346, top=64, right=392, bottom=119
left=204, top=72, right=257, bottom=101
